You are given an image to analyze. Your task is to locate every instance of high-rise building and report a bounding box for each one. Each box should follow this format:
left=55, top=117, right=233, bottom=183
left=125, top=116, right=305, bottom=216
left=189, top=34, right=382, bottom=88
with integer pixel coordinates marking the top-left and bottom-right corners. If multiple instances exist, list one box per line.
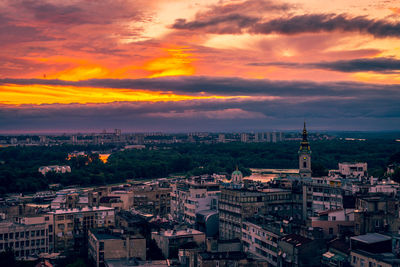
left=240, top=133, right=248, bottom=143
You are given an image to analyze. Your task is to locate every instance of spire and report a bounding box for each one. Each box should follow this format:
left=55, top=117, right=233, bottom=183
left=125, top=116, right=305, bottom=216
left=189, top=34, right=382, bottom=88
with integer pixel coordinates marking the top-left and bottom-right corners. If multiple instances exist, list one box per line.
left=299, top=121, right=310, bottom=152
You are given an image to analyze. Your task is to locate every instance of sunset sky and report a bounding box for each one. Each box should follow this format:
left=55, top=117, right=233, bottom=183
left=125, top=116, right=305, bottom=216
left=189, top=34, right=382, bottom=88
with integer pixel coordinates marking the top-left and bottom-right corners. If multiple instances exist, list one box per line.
left=1, top=0, right=400, bottom=132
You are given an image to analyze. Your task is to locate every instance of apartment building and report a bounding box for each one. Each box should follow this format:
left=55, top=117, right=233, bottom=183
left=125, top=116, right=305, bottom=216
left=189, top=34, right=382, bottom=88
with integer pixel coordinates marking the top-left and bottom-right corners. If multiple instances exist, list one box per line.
left=88, top=228, right=146, bottom=267
left=219, top=188, right=265, bottom=240
left=0, top=215, right=54, bottom=260
left=49, top=206, right=115, bottom=252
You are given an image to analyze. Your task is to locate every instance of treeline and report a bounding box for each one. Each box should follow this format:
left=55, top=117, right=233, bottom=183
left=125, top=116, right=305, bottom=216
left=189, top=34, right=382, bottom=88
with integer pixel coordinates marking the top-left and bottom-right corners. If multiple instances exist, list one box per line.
left=0, top=138, right=399, bottom=194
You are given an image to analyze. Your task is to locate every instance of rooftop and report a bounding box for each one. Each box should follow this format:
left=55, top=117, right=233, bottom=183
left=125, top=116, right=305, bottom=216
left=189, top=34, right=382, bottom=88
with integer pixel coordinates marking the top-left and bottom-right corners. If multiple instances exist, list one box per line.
left=49, top=206, right=114, bottom=214
left=351, top=233, right=391, bottom=244
left=157, top=229, right=204, bottom=237
left=280, top=234, right=312, bottom=246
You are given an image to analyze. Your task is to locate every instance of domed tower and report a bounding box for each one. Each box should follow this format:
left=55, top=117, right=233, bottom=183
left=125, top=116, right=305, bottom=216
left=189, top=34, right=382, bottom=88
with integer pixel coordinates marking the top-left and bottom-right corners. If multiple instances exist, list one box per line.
left=298, top=122, right=312, bottom=178
left=231, top=166, right=243, bottom=183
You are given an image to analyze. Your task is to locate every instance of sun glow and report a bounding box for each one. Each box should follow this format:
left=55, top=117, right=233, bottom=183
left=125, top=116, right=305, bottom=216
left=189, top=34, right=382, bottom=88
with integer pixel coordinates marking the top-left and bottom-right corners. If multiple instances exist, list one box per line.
left=0, top=83, right=244, bottom=105
left=144, top=47, right=196, bottom=78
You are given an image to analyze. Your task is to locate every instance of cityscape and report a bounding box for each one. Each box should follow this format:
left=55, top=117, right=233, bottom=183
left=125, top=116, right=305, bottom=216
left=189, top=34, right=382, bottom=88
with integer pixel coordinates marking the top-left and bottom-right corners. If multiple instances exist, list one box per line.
left=1, top=0, right=400, bottom=267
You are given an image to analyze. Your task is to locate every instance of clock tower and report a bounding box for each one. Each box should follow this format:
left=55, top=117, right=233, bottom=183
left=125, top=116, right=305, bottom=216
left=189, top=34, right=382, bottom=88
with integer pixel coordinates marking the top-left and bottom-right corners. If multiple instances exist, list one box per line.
left=298, top=122, right=312, bottom=178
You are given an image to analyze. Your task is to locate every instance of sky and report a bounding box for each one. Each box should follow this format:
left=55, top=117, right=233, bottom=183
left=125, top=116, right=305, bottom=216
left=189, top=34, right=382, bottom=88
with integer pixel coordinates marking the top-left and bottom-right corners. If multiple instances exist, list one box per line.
left=0, top=0, right=400, bottom=133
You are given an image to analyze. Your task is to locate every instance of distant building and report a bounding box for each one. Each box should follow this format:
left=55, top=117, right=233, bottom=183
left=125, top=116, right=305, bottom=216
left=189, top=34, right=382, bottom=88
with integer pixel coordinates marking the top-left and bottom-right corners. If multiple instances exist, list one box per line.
left=329, top=162, right=368, bottom=180
left=241, top=133, right=248, bottom=143
left=218, top=134, right=225, bottom=143
left=39, top=165, right=71, bottom=176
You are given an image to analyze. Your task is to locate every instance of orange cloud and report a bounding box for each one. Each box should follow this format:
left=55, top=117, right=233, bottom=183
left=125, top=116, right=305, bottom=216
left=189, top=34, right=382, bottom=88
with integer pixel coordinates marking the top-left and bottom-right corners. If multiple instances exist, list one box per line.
left=0, top=83, right=245, bottom=105
left=144, top=47, right=196, bottom=78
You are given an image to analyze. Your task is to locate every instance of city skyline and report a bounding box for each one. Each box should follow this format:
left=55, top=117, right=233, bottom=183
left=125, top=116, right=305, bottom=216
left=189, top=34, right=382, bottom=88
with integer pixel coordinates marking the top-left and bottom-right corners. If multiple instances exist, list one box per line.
left=1, top=0, right=400, bottom=132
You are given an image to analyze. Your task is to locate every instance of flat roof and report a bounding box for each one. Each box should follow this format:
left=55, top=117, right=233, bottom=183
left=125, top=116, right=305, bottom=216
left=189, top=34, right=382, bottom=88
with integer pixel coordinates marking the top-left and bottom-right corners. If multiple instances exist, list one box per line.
left=158, top=229, right=204, bottom=237
left=351, top=233, right=391, bottom=244
left=49, top=206, right=114, bottom=214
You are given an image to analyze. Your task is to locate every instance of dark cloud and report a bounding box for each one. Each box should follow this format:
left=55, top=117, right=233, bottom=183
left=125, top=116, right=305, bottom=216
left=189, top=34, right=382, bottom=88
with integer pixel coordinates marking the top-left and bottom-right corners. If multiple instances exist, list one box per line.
left=249, top=57, right=400, bottom=72
left=0, top=76, right=399, bottom=131
left=173, top=14, right=260, bottom=34
left=173, top=12, right=400, bottom=38
left=252, top=14, right=400, bottom=38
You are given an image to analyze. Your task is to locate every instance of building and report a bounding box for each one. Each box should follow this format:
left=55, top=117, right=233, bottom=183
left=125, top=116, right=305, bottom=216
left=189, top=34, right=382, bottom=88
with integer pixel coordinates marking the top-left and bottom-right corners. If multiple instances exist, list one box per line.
left=242, top=217, right=281, bottom=266
left=311, top=208, right=354, bottom=238
left=197, top=251, right=269, bottom=267
left=0, top=215, right=54, bottom=260
left=131, top=181, right=171, bottom=217
left=219, top=188, right=265, bottom=240
left=151, top=229, right=205, bottom=259
left=302, top=181, right=345, bottom=219
left=298, top=122, right=312, bottom=178
left=278, top=233, right=324, bottom=267
left=171, top=176, right=220, bottom=224
left=350, top=233, right=400, bottom=267
left=241, top=133, right=249, bottom=143
left=262, top=188, right=303, bottom=221
left=38, top=165, right=71, bottom=176
left=329, top=162, right=368, bottom=180
left=354, top=194, right=400, bottom=235
left=49, top=206, right=115, bottom=252
left=88, top=228, right=146, bottom=267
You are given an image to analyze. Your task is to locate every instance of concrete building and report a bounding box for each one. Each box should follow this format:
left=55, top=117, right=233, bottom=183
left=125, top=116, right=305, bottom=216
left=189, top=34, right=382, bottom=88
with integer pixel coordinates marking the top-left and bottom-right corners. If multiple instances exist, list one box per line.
left=88, top=228, right=146, bottom=267
left=219, top=188, right=265, bottom=240
left=49, top=206, right=115, bottom=252
left=311, top=208, right=354, bottom=238
left=329, top=162, right=368, bottom=180
left=350, top=233, right=400, bottom=267
left=262, top=188, right=303, bottom=221
left=303, top=182, right=345, bottom=219
left=0, top=215, right=54, bottom=260
left=171, top=176, right=220, bottom=224
left=242, top=218, right=281, bottom=266
left=131, top=181, right=171, bottom=217
left=151, top=229, right=205, bottom=259
left=354, top=194, right=400, bottom=235
left=278, top=233, right=325, bottom=267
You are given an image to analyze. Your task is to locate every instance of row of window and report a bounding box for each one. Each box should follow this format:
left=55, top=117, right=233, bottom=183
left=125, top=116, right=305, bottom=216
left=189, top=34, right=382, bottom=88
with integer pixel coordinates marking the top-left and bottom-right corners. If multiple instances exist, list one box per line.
left=0, top=230, right=47, bottom=240
left=0, top=238, right=47, bottom=250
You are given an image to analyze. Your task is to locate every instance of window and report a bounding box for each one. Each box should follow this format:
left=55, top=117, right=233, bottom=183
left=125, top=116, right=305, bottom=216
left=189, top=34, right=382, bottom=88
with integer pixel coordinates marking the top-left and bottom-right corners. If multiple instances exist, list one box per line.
left=329, top=228, right=333, bottom=235
left=332, top=216, right=336, bottom=221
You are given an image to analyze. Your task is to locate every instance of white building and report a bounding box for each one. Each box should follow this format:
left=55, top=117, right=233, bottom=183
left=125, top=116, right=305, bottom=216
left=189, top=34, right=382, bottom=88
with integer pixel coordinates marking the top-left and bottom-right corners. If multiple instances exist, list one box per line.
left=170, top=176, right=220, bottom=225
left=39, top=165, right=71, bottom=176
left=329, top=162, right=367, bottom=180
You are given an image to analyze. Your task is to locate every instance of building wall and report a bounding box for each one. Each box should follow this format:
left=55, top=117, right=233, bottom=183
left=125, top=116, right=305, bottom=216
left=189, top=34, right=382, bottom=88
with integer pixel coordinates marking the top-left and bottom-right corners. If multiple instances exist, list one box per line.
left=0, top=215, right=53, bottom=260
left=350, top=251, right=392, bottom=267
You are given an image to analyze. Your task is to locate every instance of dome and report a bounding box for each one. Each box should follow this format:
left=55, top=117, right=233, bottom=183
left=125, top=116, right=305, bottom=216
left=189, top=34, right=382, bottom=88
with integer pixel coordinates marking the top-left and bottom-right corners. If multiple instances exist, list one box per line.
left=231, top=168, right=243, bottom=183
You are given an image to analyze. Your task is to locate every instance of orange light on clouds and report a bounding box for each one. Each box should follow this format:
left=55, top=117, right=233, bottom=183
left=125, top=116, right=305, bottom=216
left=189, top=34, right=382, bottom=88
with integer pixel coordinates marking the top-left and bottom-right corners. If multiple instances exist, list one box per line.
left=144, top=47, right=196, bottom=78
left=0, top=83, right=245, bottom=105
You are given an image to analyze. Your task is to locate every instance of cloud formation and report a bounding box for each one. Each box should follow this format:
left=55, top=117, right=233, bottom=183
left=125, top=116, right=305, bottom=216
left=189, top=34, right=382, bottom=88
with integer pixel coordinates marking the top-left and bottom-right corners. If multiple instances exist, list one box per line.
left=173, top=13, right=400, bottom=38
left=249, top=57, right=400, bottom=72
left=0, top=76, right=399, bottom=131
